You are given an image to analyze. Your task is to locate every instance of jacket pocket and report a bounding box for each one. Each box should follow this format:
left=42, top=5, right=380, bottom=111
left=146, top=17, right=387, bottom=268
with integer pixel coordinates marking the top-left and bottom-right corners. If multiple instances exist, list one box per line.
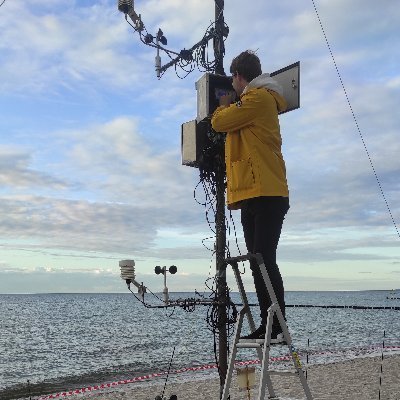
left=230, top=158, right=255, bottom=192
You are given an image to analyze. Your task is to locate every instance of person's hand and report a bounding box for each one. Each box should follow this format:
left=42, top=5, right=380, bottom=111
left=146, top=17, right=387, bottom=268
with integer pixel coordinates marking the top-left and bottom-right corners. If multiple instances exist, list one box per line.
left=219, top=93, right=234, bottom=106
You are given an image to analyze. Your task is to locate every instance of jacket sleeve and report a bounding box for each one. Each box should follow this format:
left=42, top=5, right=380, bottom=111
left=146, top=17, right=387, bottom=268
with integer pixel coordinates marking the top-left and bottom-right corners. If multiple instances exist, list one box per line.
left=211, top=91, right=261, bottom=133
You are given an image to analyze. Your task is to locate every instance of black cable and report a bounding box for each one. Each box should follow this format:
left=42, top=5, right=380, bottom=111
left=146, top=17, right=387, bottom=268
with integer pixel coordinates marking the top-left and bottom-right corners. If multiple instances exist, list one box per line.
left=311, top=0, right=399, bottom=240
left=128, top=284, right=165, bottom=307
left=165, top=305, right=177, bottom=318
left=205, top=280, right=237, bottom=334
left=226, top=209, right=242, bottom=259
left=192, top=124, right=243, bottom=381
left=160, top=346, right=176, bottom=400
left=195, top=164, right=218, bottom=236
left=378, top=330, right=385, bottom=400
left=0, top=0, right=6, bottom=8
left=124, top=12, right=228, bottom=79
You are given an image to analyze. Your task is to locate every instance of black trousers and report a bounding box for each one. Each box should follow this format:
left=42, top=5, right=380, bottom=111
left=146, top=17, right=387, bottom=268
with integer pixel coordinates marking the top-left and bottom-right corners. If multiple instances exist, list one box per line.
left=241, top=196, right=289, bottom=328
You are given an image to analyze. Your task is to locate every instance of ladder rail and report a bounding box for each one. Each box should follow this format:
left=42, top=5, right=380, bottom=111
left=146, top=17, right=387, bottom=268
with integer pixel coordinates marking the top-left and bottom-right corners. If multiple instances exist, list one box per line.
left=231, top=262, right=259, bottom=353
left=224, top=253, right=313, bottom=400
left=231, top=260, right=276, bottom=397
left=258, top=305, right=275, bottom=400
left=221, top=307, right=245, bottom=400
left=258, top=259, right=313, bottom=399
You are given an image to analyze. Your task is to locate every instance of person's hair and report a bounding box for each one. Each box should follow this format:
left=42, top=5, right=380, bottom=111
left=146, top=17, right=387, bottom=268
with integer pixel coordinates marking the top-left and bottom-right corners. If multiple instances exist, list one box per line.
left=230, top=50, right=262, bottom=82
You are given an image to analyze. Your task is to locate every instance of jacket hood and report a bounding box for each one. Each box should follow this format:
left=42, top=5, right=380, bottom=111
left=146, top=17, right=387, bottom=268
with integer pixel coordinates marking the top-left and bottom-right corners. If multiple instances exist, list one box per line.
left=242, top=73, right=287, bottom=112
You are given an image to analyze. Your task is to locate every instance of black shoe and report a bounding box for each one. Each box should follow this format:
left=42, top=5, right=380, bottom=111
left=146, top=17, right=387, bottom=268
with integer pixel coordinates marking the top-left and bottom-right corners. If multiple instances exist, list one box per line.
left=270, top=325, right=287, bottom=344
left=270, top=331, right=286, bottom=344
left=240, top=325, right=265, bottom=340
left=241, top=326, right=286, bottom=344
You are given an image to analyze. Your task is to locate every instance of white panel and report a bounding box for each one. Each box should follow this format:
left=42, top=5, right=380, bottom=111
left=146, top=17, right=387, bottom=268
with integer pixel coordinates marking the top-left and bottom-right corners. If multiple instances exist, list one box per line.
left=195, top=74, right=210, bottom=123
left=195, top=73, right=234, bottom=122
left=270, top=61, right=300, bottom=114
left=181, top=120, right=197, bottom=166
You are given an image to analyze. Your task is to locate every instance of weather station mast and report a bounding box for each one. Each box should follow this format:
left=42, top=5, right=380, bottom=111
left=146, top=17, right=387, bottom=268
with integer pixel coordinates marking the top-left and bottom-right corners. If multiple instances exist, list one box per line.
left=117, top=1, right=302, bottom=398
left=117, top=0, right=231, bottom=390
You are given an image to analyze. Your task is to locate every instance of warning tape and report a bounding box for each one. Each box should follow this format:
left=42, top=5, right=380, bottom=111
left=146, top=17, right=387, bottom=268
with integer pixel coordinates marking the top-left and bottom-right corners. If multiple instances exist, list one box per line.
left=36, top=355, right=291, bottom=399
left=36, top=345, right=400, bottom=399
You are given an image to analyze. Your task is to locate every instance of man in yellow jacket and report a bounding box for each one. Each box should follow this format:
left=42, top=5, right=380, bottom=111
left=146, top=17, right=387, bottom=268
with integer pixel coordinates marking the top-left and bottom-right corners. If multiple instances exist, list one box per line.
left=211, top=50, right=289, bottom=341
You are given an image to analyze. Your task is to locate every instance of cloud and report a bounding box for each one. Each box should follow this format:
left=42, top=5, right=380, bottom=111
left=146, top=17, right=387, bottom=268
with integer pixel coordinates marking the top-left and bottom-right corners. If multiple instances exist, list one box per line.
left=284, top=273, right=399, bottom=291
left=0, top=266, right=215, bottom=294
left=139, top=0, right=213, bottom=42
left=0, top=147, right=67, bottom=189
left=0, top=194, right=195, bottom=254
left=0, top=1, right=148, bottom=94
left=0, top=0, right=399, bottom=293
left=61, top=116, right=201, bottom=214
left=1, top=265, right=397, bottom=294
left=0, top=116, right=209, bottom=256
left=279, top=233, right=400, bottom=264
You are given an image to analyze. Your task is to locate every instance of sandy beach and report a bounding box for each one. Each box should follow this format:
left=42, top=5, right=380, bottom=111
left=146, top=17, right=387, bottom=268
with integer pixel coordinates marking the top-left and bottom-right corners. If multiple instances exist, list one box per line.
left=60, top=354, right=400, bottom=400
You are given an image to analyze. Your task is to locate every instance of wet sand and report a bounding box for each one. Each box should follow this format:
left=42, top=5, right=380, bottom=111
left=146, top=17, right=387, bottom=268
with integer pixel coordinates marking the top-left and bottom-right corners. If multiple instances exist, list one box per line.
left=67, top=354, right=400, bottom=400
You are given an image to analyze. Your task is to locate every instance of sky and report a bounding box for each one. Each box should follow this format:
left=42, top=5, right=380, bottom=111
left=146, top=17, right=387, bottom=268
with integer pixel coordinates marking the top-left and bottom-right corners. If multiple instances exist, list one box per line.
left=0, top=0, right=399, bottom=294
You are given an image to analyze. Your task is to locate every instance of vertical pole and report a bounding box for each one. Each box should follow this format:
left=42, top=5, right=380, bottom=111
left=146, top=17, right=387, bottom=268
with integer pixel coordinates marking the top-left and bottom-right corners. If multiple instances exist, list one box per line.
left=216, top=148, right=227, bottom=396
left=214, top=0, right=225, bottom=75
left=213, top=1, right=227, bottom=396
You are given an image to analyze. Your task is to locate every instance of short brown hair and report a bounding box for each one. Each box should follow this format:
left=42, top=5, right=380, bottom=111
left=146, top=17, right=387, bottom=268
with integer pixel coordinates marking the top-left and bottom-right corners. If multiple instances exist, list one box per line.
left=230, top=50, right=262, bottom=82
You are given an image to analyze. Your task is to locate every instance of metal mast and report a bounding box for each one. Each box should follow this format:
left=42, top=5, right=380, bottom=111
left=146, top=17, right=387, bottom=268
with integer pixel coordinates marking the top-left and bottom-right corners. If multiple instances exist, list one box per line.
left=118, top=0, right=231, bottom=395
left=213, top=1, right=228, bottom=394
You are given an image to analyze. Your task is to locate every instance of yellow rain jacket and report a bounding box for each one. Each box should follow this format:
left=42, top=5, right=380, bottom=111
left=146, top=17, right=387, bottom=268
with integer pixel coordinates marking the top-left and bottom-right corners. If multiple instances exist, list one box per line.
left=211, top=73, right=289, bottom=208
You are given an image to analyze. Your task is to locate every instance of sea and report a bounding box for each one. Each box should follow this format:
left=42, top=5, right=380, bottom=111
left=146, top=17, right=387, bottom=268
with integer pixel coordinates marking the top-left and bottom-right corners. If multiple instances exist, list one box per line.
left=1, top=290, right=400, bottom=400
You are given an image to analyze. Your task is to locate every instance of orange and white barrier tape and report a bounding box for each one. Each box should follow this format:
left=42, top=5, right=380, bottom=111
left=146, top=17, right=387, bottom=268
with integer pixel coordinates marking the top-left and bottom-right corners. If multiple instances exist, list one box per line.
left=36, top=345, right=400, bottom=399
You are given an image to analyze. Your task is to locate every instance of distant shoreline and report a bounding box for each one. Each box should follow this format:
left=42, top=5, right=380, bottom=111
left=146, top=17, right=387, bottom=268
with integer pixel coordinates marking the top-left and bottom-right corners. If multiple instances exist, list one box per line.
left=1, top=289, right=399, bottom=295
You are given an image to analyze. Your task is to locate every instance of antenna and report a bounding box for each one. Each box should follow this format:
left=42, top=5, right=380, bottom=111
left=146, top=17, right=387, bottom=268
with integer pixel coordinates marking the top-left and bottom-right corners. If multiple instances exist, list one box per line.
left=119, top=260, right=180, bottom=306
left=117, top=1, right=228, bottom=78
left=155, top=265, right=177, bottom=304
left=117, top=0, right=132, bottom=14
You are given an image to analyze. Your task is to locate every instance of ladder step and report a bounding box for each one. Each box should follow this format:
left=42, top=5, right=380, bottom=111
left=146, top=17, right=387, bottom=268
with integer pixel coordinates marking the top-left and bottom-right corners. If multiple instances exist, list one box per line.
left=225, top=254, right=254, bottom=264
left=269, top=369, right=300, bottom=376
left=237, top=338, right=287, bottom=347
left=237, top=341, right=263, bottom=348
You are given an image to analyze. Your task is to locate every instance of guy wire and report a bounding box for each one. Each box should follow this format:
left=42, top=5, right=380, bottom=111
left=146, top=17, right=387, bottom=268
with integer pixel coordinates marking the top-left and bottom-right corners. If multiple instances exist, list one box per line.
left=311, top=0, right=399, bottom=239
left=160, top=345, right=176, bottom=399
left=378, top=330, right=385, bottom=400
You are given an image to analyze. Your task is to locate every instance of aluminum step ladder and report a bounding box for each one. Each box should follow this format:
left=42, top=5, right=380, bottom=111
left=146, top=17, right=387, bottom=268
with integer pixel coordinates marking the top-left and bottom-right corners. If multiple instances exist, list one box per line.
left=222, top=253, right=313, bottom=400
